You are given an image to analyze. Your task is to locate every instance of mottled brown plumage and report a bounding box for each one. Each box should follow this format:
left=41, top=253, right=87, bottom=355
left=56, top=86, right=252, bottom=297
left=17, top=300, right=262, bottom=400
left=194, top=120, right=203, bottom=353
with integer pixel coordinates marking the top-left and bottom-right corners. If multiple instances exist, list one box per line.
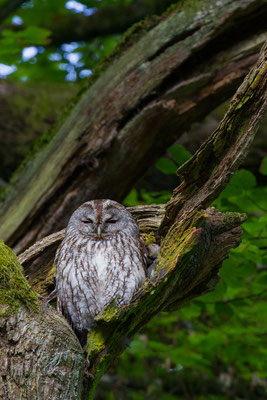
left=55, top=199, right=146, bottom=335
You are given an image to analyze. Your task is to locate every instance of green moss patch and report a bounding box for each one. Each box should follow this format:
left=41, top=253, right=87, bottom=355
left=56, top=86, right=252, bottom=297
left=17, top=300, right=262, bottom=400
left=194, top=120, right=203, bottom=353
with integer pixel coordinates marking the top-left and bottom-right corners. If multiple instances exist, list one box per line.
left=86, top=329, right=106, bottom=356
left=0, top=240, right=39, bottom=316
left=141, top=232, right=156, bottom=245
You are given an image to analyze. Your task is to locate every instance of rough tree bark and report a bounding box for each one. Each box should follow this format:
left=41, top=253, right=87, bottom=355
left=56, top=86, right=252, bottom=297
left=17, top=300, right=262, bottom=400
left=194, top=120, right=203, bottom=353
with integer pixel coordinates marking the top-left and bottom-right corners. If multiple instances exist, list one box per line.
left=0, top=0, right=266, bottom=255
left=0, top=40, right=266, bottom=399
left=0, top=81, right=78, bottom=182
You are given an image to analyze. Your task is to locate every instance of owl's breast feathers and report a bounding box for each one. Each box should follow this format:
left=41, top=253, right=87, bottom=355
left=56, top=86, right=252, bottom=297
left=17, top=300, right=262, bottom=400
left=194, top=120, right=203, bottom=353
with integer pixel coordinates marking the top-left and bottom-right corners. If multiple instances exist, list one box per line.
left=56, top=230, right=146, bottom=332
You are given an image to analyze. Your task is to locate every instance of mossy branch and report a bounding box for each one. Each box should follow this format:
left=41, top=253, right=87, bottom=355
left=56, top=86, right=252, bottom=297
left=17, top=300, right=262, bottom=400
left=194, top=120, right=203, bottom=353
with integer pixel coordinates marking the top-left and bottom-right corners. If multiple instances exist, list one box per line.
left=0, top=242, right=84, bottom=399
left=161, top=41, right=267, bottom=232
left=84, top=209, right=244, bottom=399
left=0, top=240, right=39, bottom=316
left=83, top=41, right=266, bottom=398
left=0, top=208, right=246, bottom=400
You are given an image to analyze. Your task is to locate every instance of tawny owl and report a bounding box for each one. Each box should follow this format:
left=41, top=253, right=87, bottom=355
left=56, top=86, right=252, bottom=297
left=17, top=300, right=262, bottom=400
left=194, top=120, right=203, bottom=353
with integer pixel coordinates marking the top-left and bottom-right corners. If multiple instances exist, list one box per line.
left=55, top=199, right=146, bottom=337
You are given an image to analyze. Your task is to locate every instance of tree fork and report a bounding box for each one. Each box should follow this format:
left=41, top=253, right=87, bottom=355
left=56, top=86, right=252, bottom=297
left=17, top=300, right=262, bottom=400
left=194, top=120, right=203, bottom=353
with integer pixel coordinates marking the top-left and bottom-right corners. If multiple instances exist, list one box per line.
left=0, top=207, right=245, bottom=400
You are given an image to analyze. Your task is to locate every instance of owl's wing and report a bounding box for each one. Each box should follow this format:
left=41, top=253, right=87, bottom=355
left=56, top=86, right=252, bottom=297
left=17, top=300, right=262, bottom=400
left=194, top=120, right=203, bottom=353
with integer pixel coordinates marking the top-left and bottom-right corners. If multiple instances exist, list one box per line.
left=141, top=237, right=160, bottom=278
left=52, top=270, right=74, bottom=328
left=45, top=283, right=75, bottom=332
left=56, top=291, right=62, bottom=313
left=45, top=283, right=65, bottom=318
left=57, top=294, right=75, bottom=330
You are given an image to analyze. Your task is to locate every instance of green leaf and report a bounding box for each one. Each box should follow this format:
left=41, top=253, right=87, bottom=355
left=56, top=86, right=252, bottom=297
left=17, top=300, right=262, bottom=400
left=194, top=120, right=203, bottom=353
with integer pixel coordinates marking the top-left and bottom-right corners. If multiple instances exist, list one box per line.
left=167, top=144, right=192, bottom=166
left=216, top=169, right=256, bottom=199
left=155, top=158, right=177, bottom=174
left=130, top=393, right=145, bottom=400
left=199, top=279, right=227, bottom=302
left=181, top=301, right=202, bottom=318
left=22, top=26, right=51, bottom=45
left=2, top=26, right=51, bottom=46
left=255, top=272, right=267, bottom=286
left=140, top=189, right=172, bottom=204
left=215, top=302, right=234, bottom=321
left=259, top=156, right=267, bottom=175
left=123, top=189, right=139, bottom=206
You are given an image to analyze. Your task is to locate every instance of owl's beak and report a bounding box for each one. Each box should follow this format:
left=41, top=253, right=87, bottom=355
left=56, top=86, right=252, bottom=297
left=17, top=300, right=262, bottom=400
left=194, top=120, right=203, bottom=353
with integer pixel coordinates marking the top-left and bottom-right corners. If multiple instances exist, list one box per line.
left=97, top=225, right=102, bottom=237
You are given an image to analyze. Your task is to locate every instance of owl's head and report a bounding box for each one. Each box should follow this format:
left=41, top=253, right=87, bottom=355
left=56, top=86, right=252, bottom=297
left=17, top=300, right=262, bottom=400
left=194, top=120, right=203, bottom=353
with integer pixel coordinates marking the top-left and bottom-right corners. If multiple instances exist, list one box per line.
left=66, top=199, right=139, bottom=239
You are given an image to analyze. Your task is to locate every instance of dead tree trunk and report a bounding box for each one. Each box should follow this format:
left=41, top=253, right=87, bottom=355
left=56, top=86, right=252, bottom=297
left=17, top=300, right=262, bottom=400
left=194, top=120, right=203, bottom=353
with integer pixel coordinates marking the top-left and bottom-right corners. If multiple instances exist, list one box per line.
left=0, top=0, right=266, bottom=254
left=0, top=41, right=266, bottom=399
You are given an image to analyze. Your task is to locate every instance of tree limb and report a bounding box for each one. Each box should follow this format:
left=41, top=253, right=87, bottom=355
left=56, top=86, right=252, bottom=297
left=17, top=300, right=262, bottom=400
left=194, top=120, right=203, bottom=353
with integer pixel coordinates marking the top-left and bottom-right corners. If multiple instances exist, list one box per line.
left=161, top=40, right=267, bottom=232
left=82, top=42, right=266, bottom=396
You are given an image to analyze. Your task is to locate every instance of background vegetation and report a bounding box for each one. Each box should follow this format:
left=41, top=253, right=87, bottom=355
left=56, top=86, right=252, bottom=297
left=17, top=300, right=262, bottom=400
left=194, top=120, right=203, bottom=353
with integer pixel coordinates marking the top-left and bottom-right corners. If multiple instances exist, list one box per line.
left=0, top=0, right=266, bottom=399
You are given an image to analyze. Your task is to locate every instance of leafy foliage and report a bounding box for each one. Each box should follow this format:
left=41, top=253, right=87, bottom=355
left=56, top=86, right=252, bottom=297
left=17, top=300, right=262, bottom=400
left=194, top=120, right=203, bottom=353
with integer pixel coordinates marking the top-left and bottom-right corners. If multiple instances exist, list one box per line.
left=259, top=156, right=267, bottom=176
left=0, top=0, right=123, bottom=81
left=121, top=148, right=267, bottom=399
left=124, top=145, right=192, bottom=205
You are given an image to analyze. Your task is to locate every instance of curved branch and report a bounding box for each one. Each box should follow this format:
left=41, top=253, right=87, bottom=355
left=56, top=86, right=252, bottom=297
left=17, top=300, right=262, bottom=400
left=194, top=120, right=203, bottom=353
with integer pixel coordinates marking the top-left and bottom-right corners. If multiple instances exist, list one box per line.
left=161, top=41, right=267, bottom=232
left=18, top=229, right=65, bottom=265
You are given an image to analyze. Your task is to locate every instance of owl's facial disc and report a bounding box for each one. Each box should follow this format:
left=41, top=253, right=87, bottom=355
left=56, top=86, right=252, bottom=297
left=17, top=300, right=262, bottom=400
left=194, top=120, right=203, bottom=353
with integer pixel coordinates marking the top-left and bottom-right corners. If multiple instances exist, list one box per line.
left=79, top=214, right=97, bottom=236
left=66, top=200, right=138, bottom=239
left=100, top=213, right=121, bottom=236
left=77, top=210, right=122, bottom=238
